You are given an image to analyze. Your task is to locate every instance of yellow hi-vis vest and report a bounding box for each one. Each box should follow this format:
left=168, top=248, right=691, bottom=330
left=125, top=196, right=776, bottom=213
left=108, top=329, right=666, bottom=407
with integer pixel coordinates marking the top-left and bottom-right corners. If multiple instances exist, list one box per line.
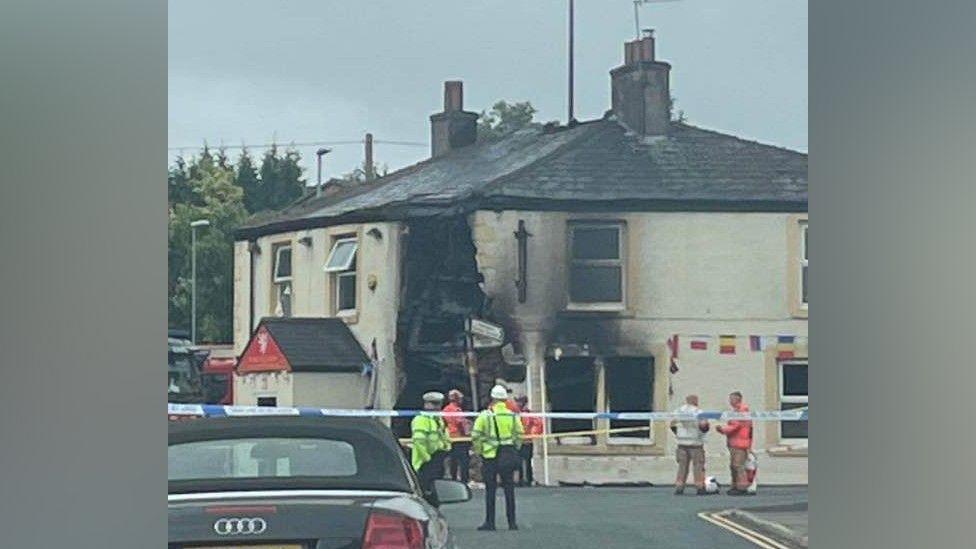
left=410, top=414, right=451, bottom=471
left=472, top=401, right=524, bottom=459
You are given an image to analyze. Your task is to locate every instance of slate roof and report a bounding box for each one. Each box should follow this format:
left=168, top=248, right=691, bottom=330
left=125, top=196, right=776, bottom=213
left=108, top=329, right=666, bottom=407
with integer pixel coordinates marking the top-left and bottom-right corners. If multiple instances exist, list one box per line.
left=259, top=317, right=370, bottom=373
left=237, top=117, right=807, bottom=239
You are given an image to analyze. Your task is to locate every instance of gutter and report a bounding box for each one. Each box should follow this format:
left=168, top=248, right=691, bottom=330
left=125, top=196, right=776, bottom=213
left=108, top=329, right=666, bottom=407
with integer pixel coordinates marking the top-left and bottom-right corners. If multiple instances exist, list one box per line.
left=234, top=197, right=808, bottom=240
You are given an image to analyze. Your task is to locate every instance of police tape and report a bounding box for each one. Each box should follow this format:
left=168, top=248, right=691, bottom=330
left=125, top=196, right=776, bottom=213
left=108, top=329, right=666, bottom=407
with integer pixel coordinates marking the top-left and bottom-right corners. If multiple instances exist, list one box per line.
left=398, top=425, right=652, bottom=445
left=168, top=403, right=808, bottom=422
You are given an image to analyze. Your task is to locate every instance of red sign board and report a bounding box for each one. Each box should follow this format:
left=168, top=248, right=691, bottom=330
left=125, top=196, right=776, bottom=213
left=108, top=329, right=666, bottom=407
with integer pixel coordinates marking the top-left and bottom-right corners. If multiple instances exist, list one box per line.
left=238, top=326, right=291, bottom=373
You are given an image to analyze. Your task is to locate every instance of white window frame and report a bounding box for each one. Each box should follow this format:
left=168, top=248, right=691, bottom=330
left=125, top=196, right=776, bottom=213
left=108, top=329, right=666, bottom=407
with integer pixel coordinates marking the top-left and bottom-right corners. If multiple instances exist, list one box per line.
left=779, top=360, right=809, bottom=443
left=799, top=221, right=808, bottom=310
left=324, top=237, right=358, bottom=315
left=567, top=222, right=626, bottom=311
left=273, top=245, right=293, bottom=283
left=323, top=238, right=359, bottom=273
left=271, top=243, right=293, bottom=317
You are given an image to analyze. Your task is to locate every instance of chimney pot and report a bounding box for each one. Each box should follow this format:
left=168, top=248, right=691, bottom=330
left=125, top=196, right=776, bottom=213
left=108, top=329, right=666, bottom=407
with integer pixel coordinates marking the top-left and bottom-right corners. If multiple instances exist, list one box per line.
left=444, top=81, right=464, bottom=111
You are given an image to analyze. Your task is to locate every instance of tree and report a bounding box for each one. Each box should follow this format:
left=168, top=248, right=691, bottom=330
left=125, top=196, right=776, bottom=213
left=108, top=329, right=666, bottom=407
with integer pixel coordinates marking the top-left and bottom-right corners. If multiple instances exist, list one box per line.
left=168, top=153, right=248, bottom=343
left=477, top=100, right=537, bottom=141
left=338, top=159, right=389, bottom=184
left=254, top=144, right=305, bottom=212
left=235, top=148, right=261, bottom=213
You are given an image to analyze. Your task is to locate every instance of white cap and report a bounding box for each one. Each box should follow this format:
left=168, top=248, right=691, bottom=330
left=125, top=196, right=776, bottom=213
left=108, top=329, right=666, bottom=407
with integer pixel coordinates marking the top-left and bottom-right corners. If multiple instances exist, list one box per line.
left=490, top=385, right=508, bottom=400
left=422, top=391, right=445, bottom=403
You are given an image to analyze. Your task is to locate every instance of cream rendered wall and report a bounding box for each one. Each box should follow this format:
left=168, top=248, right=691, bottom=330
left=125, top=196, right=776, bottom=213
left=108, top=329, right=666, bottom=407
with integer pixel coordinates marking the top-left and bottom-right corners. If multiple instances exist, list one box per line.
left=471, top=210, right=808, bottom=485
left=291, top=372, right=370, bottom=408
left=233, top=372, right=294, bottom=407
left=233, top=221, right=403, bottom=411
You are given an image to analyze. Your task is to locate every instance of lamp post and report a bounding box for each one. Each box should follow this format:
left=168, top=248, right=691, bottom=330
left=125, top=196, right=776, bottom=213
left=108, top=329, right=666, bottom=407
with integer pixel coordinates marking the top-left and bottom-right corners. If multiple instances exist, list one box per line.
left=190, top=219, right=210, bottom=344
left=315, top=148, right=332, bottom=198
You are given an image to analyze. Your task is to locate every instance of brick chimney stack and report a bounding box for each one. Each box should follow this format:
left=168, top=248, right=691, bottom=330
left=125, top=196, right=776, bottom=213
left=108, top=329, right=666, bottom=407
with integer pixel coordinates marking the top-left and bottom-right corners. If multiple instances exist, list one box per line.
left=429, top=80, right=478, bottom=157
left=610, top=31, right=672, bottom=137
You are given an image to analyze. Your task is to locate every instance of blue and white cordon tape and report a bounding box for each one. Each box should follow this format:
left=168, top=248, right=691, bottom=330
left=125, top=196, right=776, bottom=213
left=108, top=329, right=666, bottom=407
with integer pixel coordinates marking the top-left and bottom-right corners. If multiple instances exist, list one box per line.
left=168, top=403, right=807, bottom=422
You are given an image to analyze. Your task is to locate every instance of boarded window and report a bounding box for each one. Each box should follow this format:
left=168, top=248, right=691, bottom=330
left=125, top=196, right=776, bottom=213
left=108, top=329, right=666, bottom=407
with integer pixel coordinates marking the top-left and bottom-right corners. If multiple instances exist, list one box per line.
left=605, top=357, right=654, bottom=440
left=545, top=357, right=597, bottom=444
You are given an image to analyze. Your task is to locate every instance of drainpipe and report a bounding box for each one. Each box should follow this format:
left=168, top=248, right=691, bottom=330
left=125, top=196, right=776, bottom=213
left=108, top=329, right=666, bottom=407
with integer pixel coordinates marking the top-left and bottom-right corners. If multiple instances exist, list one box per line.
left=248, top=240, right=257, bottom=334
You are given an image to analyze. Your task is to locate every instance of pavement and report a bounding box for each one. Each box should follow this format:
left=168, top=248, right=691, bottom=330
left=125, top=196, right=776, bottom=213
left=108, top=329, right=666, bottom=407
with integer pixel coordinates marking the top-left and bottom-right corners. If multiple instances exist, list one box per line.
left=442, top=485, right=808, bottom=548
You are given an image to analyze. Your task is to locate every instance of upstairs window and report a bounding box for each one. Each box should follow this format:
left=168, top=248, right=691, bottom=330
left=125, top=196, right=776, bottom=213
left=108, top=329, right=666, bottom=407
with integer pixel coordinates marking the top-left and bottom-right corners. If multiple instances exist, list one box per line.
left=324, top=237, right=358, bottom=314
left=272, top=244, right=292, bottom=317
left=568, top=223, right=625, bottom=308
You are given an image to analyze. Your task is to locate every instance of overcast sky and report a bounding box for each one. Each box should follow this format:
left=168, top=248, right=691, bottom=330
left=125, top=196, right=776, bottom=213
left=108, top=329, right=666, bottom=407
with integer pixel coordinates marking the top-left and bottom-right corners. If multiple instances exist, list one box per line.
left=169, top=0, right=807, bottom=181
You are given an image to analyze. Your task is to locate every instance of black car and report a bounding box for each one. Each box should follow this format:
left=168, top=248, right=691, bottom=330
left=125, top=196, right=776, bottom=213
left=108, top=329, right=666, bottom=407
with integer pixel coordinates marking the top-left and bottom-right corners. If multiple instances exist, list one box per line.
left=168, top=415, right=470, bottom=548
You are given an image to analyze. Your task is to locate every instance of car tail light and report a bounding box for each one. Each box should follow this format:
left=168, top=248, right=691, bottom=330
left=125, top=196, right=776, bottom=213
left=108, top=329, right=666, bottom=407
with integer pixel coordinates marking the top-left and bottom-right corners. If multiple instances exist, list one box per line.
left=362, top=511, right=425, bottom=549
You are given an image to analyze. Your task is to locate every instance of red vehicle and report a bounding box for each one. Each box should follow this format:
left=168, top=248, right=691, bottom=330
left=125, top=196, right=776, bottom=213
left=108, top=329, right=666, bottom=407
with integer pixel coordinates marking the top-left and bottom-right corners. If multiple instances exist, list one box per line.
left=200, top=354, right=235, bottom=405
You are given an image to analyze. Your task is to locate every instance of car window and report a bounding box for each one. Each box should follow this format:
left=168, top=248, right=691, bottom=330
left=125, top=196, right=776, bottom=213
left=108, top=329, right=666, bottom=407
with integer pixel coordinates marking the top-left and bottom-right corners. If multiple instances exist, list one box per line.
left=169, top=438, right=357, bottom=481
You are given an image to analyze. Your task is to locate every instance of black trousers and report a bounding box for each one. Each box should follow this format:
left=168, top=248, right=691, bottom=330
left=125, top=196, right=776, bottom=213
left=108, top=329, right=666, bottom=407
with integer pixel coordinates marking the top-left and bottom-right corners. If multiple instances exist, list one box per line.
left=482, top=457, right=517, bottom=527
left=448, top=442, right=471, bottom=483
left=417, top=451, right=446, bottom=496
left=516, top=442, right=534, bottom=485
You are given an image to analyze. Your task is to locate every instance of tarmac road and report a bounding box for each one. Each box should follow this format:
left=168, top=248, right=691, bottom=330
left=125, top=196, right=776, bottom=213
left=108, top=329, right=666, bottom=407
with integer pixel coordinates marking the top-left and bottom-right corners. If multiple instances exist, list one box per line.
left=442, top=485, right=808, bottom=548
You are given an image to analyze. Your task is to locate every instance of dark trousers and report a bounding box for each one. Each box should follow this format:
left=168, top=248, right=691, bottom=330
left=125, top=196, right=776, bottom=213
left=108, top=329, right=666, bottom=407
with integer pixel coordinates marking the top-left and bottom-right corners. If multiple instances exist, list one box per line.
left=417, top=452, right=446, bottom=496
left=448, top=442, right=471, bottom=483
left=516, top=442, right=534, bottom=485
left=482, top=457, right=517, bottom=527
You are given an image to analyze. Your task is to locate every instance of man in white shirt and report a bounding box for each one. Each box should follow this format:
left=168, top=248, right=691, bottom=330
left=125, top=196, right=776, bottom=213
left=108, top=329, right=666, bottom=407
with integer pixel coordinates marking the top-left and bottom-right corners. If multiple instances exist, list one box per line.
left=670, top=394, right=710, bottom=495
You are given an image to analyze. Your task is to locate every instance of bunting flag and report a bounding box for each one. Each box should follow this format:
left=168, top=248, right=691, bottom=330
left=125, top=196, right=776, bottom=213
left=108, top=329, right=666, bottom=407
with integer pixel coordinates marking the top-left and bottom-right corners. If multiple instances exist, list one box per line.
left=749, top=335, right=765, bottom=352
left=690, top=339, right=708, bottom=350
left=777, top=335, right=796, bottom=359
left=719, top=335, right=736, bottom=354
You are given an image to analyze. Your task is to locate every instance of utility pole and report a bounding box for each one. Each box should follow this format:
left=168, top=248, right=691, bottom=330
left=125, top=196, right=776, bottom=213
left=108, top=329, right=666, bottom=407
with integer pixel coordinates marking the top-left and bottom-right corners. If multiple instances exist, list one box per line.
left=568, top=0, right=575, bottom=123
left=189, top=219, right=210, bottom=344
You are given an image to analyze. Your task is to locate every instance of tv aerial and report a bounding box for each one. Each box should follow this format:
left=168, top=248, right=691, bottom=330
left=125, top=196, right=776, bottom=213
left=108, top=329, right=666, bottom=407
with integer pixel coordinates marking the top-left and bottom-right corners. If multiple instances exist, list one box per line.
left=633, top=0, right=682, bottom=39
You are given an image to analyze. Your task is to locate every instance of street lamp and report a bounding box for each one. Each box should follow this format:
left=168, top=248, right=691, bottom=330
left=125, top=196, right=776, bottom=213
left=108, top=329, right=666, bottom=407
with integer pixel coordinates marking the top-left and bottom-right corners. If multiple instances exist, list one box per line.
left=315, top=147, right=331, bottom=198
left=190, top=219, right=210, bottom=344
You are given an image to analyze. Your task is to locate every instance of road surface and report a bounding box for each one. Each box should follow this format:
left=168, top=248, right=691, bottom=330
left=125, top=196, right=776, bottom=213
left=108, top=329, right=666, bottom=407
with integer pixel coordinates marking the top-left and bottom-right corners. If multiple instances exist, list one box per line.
left=442, top=485, right=807, bottom=548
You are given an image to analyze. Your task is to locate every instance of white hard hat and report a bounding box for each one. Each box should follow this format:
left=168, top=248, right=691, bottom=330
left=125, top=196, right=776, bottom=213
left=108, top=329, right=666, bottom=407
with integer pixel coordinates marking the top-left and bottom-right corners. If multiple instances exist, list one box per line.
left=422, top=391, right=445, bottom=403
left=704, top=476, right=720, bottom=494
left=490, top=385, right=508, bottom=400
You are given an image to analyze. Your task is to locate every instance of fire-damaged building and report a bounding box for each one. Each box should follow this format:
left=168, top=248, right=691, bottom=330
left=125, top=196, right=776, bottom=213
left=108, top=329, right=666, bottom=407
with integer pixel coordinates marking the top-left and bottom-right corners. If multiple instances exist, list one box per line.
left=232, top=33, right=808, bottom=484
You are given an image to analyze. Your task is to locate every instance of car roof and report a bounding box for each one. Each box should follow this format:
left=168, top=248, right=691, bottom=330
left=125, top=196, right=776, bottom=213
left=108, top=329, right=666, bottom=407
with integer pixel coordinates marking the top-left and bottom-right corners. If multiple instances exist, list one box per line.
left=168, top=415, right=414, bottom=494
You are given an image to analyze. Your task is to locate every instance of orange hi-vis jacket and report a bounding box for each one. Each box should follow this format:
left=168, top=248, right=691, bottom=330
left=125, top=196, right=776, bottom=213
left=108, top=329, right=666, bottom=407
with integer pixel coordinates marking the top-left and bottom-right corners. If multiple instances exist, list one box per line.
left=721, top=403, right=754, bottom=450
left=520, top=410, right=544, bottom=438
left=442, top=401, right=471, bottom=438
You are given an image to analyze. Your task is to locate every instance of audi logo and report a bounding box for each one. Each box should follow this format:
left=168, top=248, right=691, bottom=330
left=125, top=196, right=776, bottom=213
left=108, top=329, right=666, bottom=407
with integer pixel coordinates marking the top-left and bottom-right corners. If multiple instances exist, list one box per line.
left=213, top=517, right=268, bottom=536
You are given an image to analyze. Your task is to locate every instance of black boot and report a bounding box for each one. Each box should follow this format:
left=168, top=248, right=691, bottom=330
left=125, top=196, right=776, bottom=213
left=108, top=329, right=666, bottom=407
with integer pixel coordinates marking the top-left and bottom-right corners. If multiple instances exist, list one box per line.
left=477, top=523, right=496, bottom=531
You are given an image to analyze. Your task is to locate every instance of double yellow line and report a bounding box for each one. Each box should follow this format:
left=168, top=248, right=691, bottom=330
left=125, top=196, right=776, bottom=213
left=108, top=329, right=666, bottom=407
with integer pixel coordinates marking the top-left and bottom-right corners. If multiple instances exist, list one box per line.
left=698, top=510, right=795, bottom=549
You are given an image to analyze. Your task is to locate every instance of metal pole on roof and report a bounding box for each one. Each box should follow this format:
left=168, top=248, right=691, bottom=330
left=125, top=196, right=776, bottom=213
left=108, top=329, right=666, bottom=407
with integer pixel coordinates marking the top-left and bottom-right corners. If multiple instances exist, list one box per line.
left=190, top=219, right=210, bottom=345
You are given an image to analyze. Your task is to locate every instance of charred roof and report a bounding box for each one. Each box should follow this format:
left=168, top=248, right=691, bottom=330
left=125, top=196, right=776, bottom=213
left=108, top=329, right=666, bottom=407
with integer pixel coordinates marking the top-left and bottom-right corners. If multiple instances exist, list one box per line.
left=236, top=117, right=807, bottom=240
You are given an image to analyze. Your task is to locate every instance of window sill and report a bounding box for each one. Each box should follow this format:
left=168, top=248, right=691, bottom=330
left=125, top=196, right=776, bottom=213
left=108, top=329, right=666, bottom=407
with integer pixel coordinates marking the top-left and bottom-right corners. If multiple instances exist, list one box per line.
left=560, top=306, right=633, bottom=318
left=767, top=445, right=808, bottom=457
left=336, top=310, right=359, bottom=325
left=546, top=442, right=664, bottom=456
